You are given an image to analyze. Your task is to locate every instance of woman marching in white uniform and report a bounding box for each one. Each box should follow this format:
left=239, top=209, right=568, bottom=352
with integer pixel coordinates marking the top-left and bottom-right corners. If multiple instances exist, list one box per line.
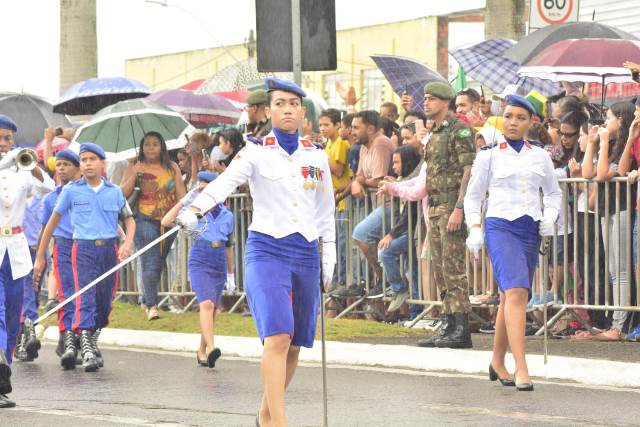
left=464, top=95, right=561, bottom=391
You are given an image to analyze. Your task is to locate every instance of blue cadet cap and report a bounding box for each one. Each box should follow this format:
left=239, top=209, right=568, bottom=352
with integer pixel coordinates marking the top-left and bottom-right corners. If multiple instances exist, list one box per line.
left=79, top=142, right=106, bottom=160
left=504, top=94, right=537, bottom=117
left=265, top=77, right=306, bottom=98
left=197, top=171, right=218, bottom=183
left=0, top=114, right=17, bottom=132
left=56, top=148, right=80, bottom=167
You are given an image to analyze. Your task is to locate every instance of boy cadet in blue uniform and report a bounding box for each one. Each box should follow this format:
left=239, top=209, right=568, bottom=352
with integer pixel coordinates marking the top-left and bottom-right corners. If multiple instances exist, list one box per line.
left=0, top=114, right=55, bottom=408
left=38, top=149, right=81, bottom=370
left=162, top=171, right=235, bottom=369
left=178, top=78, right=336, bottom=427
left=34, top=143, right=135, bottom=373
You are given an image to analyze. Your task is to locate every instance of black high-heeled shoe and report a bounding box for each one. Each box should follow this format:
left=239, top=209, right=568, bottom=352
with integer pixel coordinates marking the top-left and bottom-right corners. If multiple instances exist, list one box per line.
left=489, top=364, right=516, bottom=387
left=516, top=382, right=534, bottom=391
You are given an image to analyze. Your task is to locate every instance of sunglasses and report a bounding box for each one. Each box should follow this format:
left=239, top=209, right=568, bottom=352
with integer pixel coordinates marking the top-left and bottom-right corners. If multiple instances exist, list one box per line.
left=558, top=130, right=579, bottom=138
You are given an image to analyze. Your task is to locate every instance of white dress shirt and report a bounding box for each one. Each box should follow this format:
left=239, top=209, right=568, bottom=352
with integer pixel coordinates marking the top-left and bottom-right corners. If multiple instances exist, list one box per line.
left=0, top=166, right=55, bottom=279
left=191, top=131, right=336, bottom=244
left=464, top=140, right=561, bottom=227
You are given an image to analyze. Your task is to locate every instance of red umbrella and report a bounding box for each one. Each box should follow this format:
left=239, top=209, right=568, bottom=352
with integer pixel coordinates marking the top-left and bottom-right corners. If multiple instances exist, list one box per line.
left=178, top=79, right=205, bottom=91
left=518, top=38, right=640, bottom=84
left=35, top=136, right=69, bottom=159
left=214, top=90, right=249, bottom=104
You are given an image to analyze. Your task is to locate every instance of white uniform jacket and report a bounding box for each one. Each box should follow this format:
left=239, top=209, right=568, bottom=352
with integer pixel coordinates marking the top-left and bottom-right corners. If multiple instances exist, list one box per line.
left=0, top=166, right=55, bottom=279
left=464, top=140, right=561, bottom=227
left=192, top=131, right=336, bottom=244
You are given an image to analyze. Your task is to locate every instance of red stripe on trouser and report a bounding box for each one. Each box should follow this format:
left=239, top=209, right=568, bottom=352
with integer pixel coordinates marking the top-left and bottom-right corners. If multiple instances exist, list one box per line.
left=71, top=243, right=81, bottom=332
left=53, top=244, right=66, bottom=333
left=103, top=244, right=119, bottom=328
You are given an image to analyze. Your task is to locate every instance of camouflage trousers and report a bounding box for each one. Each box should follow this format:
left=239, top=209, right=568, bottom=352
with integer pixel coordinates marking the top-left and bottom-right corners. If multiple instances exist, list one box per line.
left=428, top=213, right=471, bottom=315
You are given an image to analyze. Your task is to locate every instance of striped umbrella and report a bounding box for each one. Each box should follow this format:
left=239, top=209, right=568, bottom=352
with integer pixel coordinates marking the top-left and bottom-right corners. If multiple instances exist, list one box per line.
left=449, top=38, right=560, bottom=96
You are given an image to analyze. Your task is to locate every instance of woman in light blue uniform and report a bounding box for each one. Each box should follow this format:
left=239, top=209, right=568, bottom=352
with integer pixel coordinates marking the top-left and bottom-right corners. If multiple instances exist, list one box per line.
left=464, top=95, right=562, bottom=391
left=163, top=171, right=234, bottom=369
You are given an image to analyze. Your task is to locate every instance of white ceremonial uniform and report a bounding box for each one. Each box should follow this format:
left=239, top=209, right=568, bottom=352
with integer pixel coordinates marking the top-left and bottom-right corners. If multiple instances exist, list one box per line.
left=191, top=131, right=336, bottom=244
left=464, top=140, right=561, bottom=227
left=0, top=166, right=55, bottom=279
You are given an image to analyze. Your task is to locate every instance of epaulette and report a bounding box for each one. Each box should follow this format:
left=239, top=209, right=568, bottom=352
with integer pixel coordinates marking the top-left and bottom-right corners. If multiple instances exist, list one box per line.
left=480, top=142, right=497, bottom=151
left=313, top=142, right=323, bottom=150
left=247, top=136, right=263, bottom=146
left=528, top=139, right=544, bottom=148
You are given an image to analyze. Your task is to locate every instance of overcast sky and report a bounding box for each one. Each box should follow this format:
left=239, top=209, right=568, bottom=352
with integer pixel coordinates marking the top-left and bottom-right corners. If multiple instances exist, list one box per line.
left=2, top=0, right=485, bottom=99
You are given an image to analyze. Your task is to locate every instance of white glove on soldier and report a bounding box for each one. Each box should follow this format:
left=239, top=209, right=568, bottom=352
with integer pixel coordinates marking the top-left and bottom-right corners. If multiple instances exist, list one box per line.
left=226, top=273, right=236, bottom=293
left=176, top=210, right=200, bottom=231
left=539, top=208, right=558, bottom=237
left=321, top=241, right=336, bottom=292
left=0, top=149, right=19, bottom=171
left=466, top=226, right=484, bottom=258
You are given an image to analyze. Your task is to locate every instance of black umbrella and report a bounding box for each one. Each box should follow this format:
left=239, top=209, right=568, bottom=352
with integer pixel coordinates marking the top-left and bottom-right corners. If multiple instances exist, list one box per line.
left=0, top=92, right=71, bottom=147
left=505, top=22, right=638, bottom=65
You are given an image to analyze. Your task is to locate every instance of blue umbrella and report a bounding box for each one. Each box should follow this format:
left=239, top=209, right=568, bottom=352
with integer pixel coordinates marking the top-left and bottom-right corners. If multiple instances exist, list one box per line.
left=449, top=39, right=561, bottom=97
left=54, top=77, right=152, bottom=116
left=371, top=55, right=447, bottom=112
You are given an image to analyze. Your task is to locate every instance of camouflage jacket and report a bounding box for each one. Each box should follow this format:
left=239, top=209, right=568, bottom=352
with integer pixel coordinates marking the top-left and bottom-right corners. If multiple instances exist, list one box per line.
left=424, top=113, right=476, bottom=216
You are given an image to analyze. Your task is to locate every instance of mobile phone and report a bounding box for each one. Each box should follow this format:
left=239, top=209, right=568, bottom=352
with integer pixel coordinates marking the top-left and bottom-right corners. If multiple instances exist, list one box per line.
left=54, top=127, right=64, bottom=137
left=201, top=149, right=209, bottom=160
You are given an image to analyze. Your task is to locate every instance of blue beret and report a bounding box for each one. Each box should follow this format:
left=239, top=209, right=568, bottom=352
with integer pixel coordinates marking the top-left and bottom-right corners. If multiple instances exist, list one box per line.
left=197, top=171, right=218, bottom=183
left=265, top=77, right=306, bottom=98
left=79, top=142, right=106, bottom=160
left=56, top=149, right=80, bottom=167
left=0, top=114, right=17, bottom=132
left=505, top=94, right=537, bottom=117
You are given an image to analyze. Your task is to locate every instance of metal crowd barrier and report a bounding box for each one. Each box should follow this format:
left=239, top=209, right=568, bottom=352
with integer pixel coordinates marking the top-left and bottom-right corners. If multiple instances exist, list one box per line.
left=115, top=178, right=640, bottom=330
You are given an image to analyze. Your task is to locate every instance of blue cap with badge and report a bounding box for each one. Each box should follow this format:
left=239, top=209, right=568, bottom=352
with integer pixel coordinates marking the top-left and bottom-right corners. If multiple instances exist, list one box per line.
left=79, top=142, right=106, bottom=160
left=504, top=94, right=537, bottom=117
left=0, top=114, right=18, bottom=132
left=56, top=148, right=80, bottom=167
left=265, top=77, right=306, bottom=98
left=197, top=171, right=218, bottom=183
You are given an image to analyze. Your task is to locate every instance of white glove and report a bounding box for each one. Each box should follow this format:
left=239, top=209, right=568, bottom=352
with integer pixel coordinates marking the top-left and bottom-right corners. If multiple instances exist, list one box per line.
left=539, top=208, right=558, bottom=237
left=466, top=226, right=484, bottom=258
left=226, top=273, right=236, bottom=293
left=0, top=149, right=19, bottom=170
left=321, top=241, right=336, bottom=291
left=176, top=210, right=200, bottom=231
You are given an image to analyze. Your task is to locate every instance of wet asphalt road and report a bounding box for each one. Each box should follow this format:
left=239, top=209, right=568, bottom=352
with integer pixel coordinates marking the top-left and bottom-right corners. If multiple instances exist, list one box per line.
left=3, top=343, right=639, bottom=427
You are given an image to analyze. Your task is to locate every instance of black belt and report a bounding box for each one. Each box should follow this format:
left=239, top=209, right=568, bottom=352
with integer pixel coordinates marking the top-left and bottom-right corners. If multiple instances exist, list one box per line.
left=194, top=240, right=225, bottom=248
left=74, top=238, right=118, bottom=246
left=54, top=237, right=74, bottom=246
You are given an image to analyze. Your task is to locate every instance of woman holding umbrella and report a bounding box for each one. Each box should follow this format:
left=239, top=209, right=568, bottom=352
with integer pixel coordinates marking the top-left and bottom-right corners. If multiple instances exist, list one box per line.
left=465, top=95, right=561, bottom=391
left=120, top=131, right=186, bottom=320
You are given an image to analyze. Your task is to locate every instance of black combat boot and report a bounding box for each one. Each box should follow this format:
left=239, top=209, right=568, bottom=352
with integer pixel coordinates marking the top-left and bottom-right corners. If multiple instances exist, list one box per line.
left=60, top=330, right=78, bottom=370
left=417, top=315, right=454, bottom=347
left=15, top=328, right=29, bottom=362
left=92, top=329, right=103, bottom=368
left=80, top=330, right=99, bottom=372
left=435, top=313, right=473, bottom=349
left=24, top=319, right=41, bottom=360
left=0, top=349, right=12, bottom=395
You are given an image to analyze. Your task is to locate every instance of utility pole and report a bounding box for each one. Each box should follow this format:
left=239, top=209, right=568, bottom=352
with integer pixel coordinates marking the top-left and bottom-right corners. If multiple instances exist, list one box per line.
left=484, top=0, right=527, bottom=41
left=59, top=0, right=98, bottom=95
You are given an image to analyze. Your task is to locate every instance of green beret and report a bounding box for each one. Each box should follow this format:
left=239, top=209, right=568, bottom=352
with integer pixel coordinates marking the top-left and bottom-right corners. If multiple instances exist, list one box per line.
left=423, top=82, right=455, bottom=100
left=246, top=89, right=268, bottom=106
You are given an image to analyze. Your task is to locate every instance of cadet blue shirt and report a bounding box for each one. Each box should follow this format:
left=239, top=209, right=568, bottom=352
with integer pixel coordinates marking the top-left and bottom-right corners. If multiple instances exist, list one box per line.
left=54, top=177, right=125, bottom=240
left=181, top=189, right=234, bottom=244
left=42, top=185, right=74, bottom=239
left=23, top=195, right=44, bottom=246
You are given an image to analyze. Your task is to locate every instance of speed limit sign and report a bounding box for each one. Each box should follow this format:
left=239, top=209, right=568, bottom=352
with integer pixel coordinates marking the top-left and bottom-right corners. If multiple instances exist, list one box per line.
left=529, top=0, right=580, bottom=29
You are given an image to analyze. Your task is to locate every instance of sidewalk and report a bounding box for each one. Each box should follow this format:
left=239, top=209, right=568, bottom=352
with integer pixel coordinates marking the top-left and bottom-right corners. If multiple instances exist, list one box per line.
left=43, top=327, right=640, bottom=388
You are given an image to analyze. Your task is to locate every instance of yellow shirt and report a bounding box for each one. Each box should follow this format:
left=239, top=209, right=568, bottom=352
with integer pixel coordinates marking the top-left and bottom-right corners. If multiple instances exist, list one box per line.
left=324, top=136, right=352, bottom=211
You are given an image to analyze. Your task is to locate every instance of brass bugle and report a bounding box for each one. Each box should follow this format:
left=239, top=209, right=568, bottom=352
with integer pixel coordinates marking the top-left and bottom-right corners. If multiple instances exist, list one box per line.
left=16, top=148, right=38, bottom=171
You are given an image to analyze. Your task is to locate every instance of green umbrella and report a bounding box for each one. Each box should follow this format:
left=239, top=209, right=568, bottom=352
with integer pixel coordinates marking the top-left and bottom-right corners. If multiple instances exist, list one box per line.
left=72, top=99, right=194, bottom=160
left=452, top=66, right=468, bottom=92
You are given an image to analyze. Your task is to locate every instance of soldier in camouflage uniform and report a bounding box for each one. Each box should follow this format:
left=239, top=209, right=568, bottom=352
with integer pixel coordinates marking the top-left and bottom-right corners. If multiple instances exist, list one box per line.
left=239, top=89, right=272, bottom=138
left=417, top=82, right=476, bottom=349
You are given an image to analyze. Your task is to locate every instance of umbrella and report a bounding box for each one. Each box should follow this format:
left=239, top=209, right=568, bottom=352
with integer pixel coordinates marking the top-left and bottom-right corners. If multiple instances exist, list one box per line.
left=0, top=92, right=71, bottom=147
left=518, top=39, right=640, bottom=84
left=54, top=77, right=152, bottom=116
left=35, top=136, right=69, bottom=159
left=449, top=39, right=560, bottom=96
left=196, top=58, right=292, bottom=94
left=146, top=89, right=241, bottom=128
left=370, top=54, right=446, bottom=112
left=504, top=22, right=638, bottom=65
left=177, top=79, right=205, bottom=91
left=72, top=99, right=194, bottom=161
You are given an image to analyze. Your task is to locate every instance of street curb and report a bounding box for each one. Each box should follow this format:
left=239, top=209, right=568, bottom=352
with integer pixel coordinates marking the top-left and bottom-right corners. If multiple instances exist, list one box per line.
left=44, top=327, right=640, bottom=388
